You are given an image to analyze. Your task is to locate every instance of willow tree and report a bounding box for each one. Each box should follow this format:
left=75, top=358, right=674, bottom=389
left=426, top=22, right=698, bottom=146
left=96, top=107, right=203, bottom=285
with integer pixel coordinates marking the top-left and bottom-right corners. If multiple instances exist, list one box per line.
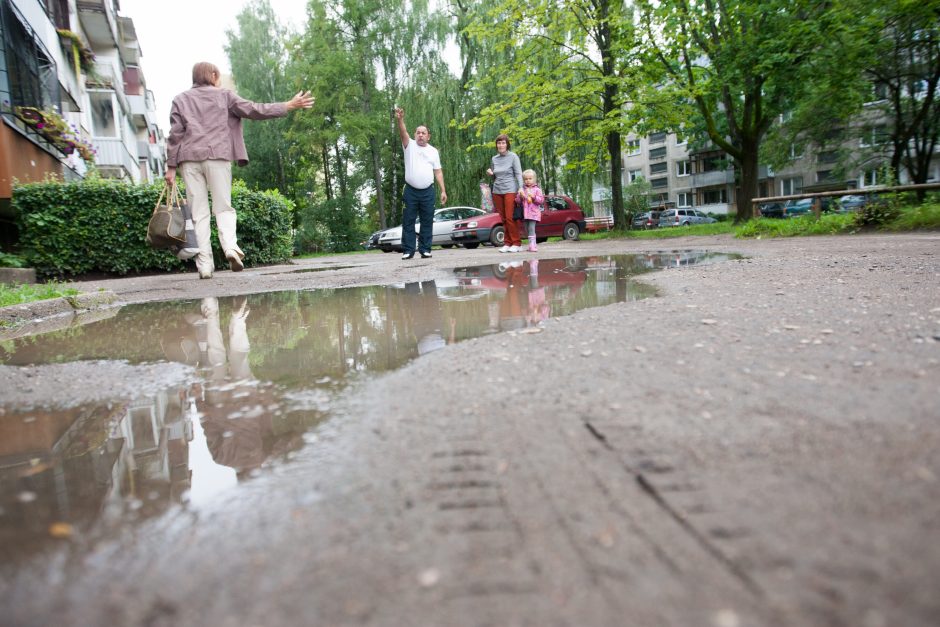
left=225, top=0, right=297, bottom=196
left=636, top=0, right=873, bottom=222
left=464, top=0, right=639, bottom=226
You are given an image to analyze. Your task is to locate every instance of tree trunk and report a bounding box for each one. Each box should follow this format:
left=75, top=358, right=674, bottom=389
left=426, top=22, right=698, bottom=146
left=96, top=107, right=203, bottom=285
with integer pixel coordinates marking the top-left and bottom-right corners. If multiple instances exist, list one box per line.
left=735, top=143, right=760, bottom=224
left=371, top=137, right=387, bottom=228
left=322, top=144, right=333, bottom=201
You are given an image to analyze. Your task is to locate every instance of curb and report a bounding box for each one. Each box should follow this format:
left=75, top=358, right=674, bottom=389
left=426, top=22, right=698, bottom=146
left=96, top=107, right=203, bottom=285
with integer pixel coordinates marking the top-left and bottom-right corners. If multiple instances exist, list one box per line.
left=0, top=290, right=119, bottom=341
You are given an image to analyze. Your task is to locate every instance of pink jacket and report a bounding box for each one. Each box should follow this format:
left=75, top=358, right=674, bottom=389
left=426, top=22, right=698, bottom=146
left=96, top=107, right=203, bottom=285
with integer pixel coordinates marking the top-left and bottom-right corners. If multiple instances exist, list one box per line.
left=166, top=85, right=287, bottom=167
left=515, top=184, right=544, bottom=221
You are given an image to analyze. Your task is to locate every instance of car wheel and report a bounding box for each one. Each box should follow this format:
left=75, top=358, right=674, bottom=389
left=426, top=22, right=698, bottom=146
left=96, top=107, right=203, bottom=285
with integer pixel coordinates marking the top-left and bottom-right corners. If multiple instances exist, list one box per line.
left=536, top=237, right=547, bottom=244
left=562, top=222, right=580, bottom=240
left=489, top=226, right=505, bottom=247
left=462, top=243, right=480, bottom=249
left=381, top=248, right=392, bottom=253
left=441, top=243, right=454, bottom=249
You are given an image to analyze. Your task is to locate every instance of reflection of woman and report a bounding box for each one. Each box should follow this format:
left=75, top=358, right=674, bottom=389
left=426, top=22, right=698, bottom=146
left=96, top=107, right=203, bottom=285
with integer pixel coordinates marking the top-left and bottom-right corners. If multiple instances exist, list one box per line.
left=165, top=62, right=314, bottom=279
left=485, top=134, right=523, bottom=253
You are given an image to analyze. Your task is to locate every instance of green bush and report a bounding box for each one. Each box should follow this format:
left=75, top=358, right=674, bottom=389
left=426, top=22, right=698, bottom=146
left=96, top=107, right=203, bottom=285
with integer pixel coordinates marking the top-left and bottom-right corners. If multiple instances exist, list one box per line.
left=852, top=198, right=902, bottom=228
left=12, top=178, right=294, bottom=279
left=0, top=252, right=27, bottom=268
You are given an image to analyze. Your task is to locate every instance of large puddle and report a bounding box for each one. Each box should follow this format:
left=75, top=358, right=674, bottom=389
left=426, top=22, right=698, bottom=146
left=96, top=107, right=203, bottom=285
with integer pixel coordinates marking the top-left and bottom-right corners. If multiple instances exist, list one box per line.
left=0, top=252, right=737, bottom=559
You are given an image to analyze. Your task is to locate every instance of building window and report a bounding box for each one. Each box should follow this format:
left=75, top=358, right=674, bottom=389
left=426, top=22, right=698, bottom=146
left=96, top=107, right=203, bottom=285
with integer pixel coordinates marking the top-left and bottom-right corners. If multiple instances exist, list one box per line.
left=650, top=162, right=668, bottom=175
left=862, top=169, right=880, bottom=187
left=677, top=192, right=693, bottom=207
left=781, top=177, right=802, bottom=195
left=626, top=139, right=640, bottom=155
left=702, top=189, right=727, bottom=204
left=817, top=150, right=839, bottom=164
left=627, top=168, right=643, bottom=182
left=867, top=81, right=889, bottom=103
left=816, top=170, right=833, bottom=183
left=860, top=125, right=888, bottom=147
left=89, top=91, right=118, bottom=138
left=648, top=132, right=667, bottom=144
left=649, top=146, right=667, bottom=161
left=675, top=135, right=687, bottom=146
left=2, top=1, right=60, bottom=110
left=789, top=143, right=804, bottom=160
left=676, top=160, right=690, bottom=177
left=650, top=177, right=668, bottom=189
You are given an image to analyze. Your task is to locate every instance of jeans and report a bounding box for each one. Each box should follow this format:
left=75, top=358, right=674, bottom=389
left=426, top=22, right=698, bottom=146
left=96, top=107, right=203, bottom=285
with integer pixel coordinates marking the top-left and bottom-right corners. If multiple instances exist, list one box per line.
left=402, top=184, right=436, bottom=254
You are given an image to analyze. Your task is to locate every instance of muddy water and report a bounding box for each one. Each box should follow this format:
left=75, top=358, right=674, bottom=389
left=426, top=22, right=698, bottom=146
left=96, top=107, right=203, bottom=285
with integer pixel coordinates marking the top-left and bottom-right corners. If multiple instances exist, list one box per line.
left=0, top=252, right=736, bottom=559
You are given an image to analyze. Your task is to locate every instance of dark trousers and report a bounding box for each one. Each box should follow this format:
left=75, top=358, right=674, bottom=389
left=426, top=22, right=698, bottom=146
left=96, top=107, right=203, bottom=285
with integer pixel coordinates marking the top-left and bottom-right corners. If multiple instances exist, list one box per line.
left=402, top=184, right=436, bottom=254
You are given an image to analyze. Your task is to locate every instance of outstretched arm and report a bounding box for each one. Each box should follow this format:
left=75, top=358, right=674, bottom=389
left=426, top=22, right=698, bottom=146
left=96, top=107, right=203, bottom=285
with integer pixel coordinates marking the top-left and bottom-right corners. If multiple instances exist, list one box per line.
left=394, top=107, right=410, bottom=149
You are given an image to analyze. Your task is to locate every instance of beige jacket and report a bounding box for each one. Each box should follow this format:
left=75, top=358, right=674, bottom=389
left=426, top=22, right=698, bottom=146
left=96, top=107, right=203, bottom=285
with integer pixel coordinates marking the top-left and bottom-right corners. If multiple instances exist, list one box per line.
left=166, top=85, right=287, bottom=168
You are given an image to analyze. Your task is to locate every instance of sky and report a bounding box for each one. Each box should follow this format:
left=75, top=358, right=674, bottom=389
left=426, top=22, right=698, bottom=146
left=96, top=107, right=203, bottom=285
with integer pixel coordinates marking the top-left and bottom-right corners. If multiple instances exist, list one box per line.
left=119, top=0, right=310, bottom=133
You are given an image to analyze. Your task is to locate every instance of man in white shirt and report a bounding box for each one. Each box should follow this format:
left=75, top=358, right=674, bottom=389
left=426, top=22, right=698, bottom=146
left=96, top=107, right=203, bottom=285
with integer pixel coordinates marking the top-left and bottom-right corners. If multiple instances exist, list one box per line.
left=395, top=107, right=447, bottom=259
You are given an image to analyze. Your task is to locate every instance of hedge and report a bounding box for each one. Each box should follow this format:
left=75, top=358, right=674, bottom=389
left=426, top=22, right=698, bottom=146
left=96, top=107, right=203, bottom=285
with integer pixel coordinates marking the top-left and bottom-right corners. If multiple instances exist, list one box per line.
left=12, top=177, right=294, bottom=279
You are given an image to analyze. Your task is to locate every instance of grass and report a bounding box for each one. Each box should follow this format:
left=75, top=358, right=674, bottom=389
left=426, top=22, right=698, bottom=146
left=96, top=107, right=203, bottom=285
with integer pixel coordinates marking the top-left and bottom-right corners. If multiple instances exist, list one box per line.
left=884, top=201, right=940, bottom=231
left=735, top=213, right=856, bottom=238
left=583, top=200, right=940, bottom=241
left=0, top=282, right=80, bottom=309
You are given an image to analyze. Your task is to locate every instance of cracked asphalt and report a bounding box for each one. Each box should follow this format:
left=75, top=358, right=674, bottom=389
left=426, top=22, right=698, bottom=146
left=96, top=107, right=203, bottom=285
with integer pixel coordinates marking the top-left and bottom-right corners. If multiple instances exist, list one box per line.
left=1, top=233, right=938, bottom=626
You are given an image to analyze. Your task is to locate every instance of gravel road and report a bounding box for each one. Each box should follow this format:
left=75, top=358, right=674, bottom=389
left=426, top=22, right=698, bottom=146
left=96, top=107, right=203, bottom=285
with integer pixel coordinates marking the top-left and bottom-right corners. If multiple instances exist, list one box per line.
left=2, top=233, right=938, bottom=627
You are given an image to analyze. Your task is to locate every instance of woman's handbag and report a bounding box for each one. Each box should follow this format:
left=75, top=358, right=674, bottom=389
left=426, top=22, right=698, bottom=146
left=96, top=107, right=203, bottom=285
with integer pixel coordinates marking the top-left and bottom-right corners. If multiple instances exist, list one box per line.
left=513, top=194, right=524, bottom=220
left=146, top=182, right=187, bottom=250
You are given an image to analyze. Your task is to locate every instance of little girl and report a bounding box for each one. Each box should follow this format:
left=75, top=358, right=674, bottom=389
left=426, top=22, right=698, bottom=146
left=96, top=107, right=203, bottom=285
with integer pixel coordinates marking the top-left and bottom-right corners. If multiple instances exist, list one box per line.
left=516, top=169, right=545, bottom=252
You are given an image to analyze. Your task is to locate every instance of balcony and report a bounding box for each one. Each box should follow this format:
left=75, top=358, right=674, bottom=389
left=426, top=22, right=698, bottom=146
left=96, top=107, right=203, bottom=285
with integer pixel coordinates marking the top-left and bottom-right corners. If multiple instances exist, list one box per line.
left=128, top=90, right=155, bottom=128
left=692, top=169, right=735, bottom=187
left=77, top=0, right=119, bottom=48
left=94, top=137, right=138, bottom=180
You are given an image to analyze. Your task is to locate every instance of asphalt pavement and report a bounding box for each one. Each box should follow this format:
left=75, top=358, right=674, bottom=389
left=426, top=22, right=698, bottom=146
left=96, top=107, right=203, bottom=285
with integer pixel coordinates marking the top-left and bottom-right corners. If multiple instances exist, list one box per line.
left=1, top=233, right=938, bottom=626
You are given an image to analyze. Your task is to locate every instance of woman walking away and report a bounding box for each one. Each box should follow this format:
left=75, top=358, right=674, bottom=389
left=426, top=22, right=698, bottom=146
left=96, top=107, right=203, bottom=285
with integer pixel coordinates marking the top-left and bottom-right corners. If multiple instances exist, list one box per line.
left=165, top=62, right=314, bottom=279
left=486, top=134, right=523, bottom=252
left=517, top=169, right=545, bottom=252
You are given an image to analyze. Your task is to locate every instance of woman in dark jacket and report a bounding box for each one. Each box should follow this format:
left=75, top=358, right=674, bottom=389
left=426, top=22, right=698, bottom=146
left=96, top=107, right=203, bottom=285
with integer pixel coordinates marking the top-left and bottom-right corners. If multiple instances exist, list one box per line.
left=165, top=62, right=313, bottom=279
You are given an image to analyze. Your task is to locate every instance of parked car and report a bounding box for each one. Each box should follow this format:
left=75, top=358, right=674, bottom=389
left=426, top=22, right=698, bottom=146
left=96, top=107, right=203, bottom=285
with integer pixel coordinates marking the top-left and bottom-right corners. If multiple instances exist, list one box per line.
left=450, top=195, right=587, bottom=248
left=836, top=194, right=876, bottom=212
left=780, top=197, right=834, bottom=218
left=632, top=210, right=660, bottom=229
left=376, top=206, right=488, bottom=252
left=758, top=202, right=786, bottom=219
left=363, top=230, right=383, bottom=250
left=658, top=208, right=718, bottom=227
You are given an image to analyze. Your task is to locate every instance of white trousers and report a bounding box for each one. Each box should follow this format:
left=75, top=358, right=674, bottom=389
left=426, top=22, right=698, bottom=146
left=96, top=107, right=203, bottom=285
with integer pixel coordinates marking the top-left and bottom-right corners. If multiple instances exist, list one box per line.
left=179, top=160, right=243, bottom=274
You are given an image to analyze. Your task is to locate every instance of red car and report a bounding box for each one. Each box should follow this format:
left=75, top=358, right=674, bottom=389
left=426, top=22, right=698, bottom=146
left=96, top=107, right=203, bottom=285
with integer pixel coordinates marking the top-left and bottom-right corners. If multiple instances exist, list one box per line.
left=450, top=195, right=587, bottom=249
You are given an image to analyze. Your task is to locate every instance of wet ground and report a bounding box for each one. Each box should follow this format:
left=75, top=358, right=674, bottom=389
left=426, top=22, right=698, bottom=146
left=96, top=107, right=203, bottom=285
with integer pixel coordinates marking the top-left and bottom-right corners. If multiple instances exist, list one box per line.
left=0, top=252, right=739, bottom=561
left=0, top=235, right=938, bottom=626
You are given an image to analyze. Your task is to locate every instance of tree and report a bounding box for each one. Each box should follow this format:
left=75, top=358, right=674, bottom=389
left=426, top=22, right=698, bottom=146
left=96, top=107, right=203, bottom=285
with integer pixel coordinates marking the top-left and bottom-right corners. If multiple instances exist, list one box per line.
left=636, top=0, right=872, bottom=222
left=224, top=0, right=297, bottom=196
left=866, top=1, right=940, bottom=199
left=464, top=0, right=640, bottom=227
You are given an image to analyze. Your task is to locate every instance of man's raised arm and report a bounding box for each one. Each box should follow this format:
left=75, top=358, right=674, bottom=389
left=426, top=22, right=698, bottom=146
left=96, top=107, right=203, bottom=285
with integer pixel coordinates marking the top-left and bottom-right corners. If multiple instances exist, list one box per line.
left=394, top=107, right=410, bottom=149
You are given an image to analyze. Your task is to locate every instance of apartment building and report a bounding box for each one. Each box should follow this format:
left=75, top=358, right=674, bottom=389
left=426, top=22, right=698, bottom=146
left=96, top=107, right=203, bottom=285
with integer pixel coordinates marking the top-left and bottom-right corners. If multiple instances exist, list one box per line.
left=594, top=101, right=940, bottom=218
left=0, top=0, right=165, bottom=236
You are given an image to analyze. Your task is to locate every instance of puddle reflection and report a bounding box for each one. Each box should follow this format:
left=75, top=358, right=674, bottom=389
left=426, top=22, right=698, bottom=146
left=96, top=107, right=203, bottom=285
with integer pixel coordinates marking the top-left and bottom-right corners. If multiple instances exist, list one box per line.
left=0, top=252, right=737, bottom=558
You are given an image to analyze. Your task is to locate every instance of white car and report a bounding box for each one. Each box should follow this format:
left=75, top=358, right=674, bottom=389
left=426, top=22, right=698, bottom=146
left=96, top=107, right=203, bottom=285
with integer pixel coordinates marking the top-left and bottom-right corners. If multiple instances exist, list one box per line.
left=377, top=206, right=489, bottom=252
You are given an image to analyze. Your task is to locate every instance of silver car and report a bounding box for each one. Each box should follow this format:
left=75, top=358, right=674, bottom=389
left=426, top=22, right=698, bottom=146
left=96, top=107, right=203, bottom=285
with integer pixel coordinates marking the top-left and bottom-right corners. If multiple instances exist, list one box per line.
left=377, top=206, right=489, bottom=252
left=658, top=208, right=718, bottom=227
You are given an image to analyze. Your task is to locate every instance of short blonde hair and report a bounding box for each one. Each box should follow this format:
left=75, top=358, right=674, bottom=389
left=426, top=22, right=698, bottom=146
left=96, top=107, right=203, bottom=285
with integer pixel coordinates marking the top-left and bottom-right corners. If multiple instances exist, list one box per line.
left=192, top=62, right=220, bottom=86
left=522, top=169, right=537, bottom=180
